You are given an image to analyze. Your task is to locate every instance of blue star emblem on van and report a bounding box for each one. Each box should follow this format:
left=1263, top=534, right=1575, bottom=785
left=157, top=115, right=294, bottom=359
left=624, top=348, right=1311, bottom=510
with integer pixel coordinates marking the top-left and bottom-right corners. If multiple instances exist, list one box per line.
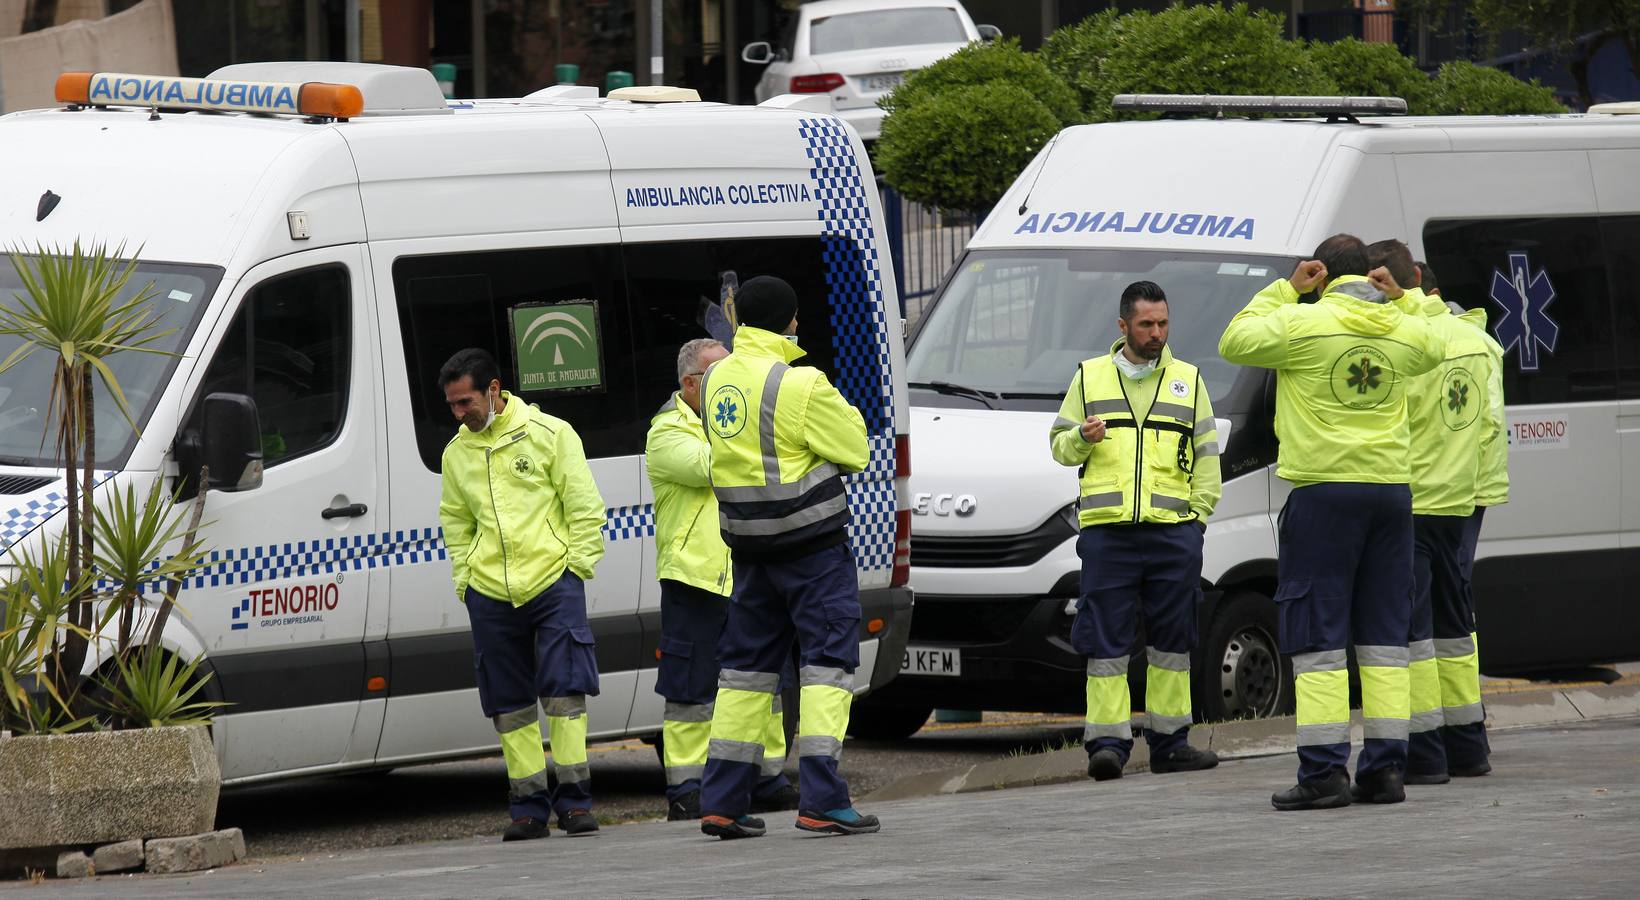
left=1488, top=251, right=1559, bottom=372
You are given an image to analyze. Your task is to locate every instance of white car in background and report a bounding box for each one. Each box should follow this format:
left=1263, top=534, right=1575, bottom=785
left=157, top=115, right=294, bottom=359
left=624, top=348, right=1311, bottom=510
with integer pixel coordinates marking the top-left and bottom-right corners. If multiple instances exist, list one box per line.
left=742, top=0, right=999, bottom=140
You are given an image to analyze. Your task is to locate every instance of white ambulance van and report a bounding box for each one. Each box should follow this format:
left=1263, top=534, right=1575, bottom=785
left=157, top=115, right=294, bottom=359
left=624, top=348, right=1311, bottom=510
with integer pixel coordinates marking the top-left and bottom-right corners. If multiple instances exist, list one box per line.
left=0, top=63, right=912, bottom=782
left=858, top=95, right=1640, bottom=737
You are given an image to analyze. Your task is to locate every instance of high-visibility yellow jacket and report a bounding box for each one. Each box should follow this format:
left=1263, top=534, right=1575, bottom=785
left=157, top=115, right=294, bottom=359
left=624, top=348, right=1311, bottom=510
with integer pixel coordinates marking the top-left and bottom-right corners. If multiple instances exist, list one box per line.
left=1049, top=341, right=1222, bottom=527
left=1219, top=275, right=1446, bottom=486
left=700, top=326, right=868, bottom=561
left=645, top=392, right=731, bottom=596
left=1473, top=312, right=1511, bottom=508
left=439, top=392, right=606, bottom=604
left=1401, top=289, right=1492, bottom=517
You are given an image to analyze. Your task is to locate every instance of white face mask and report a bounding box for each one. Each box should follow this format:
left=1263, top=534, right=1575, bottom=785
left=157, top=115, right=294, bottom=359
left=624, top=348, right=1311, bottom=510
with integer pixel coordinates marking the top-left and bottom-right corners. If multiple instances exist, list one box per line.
left=480, top=388, right=498, bottom=431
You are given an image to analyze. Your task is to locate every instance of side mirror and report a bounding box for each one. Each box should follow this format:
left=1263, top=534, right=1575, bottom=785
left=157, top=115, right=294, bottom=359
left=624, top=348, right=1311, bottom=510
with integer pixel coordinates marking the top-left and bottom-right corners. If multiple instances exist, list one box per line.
left=976, top=24, right=1002, bottom=41
left=175, top=392, right=264, bottom=500
left=742, top=41, right=773, bottom=64
left=202, top=393, right=264, bottom=492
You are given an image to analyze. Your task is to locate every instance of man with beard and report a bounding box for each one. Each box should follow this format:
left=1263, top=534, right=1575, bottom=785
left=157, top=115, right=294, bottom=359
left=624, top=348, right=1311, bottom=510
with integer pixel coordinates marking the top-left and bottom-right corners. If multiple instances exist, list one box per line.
left=1049, top=280, right=1223, bottom=782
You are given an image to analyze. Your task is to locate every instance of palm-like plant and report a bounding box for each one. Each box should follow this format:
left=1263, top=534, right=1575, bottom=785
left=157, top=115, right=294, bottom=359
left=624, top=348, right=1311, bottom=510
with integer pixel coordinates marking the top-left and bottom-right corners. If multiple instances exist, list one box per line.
left=0, top=242, right=171, bottom=701
left=91, top=480, right=210, bottom=653
left=0, top=532, right=96, bottom=734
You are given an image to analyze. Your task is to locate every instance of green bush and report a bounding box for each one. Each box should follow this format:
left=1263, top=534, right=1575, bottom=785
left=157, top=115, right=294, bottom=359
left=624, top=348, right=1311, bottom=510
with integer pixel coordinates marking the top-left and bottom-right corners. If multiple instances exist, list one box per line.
left=1038, top=9, right=1141, bottom=115
left=1307, top=37, right=1436, bottom=113
left=876, top=81, right=1063, bottom=212
left=1428, top=61, right=1567, bottom=115
left=1087, top=3, right=1336, bottom=122
left=880, top=37, right=1080, bottom=126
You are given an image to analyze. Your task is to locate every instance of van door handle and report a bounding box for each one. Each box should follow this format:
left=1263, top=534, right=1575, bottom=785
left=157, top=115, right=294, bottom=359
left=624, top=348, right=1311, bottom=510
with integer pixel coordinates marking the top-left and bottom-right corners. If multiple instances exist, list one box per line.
left=321, top=502, right=369, bottom=520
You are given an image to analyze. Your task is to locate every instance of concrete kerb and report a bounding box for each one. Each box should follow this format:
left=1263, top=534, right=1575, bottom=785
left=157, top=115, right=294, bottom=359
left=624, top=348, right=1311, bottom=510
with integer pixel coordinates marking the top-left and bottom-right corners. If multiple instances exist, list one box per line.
left=860, top=679, right=1640, bottom=803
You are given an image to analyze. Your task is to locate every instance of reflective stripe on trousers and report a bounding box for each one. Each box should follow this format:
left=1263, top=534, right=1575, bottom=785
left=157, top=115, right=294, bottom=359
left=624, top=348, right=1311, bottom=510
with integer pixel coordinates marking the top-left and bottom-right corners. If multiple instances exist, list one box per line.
left=1409, top=638, right=1442, bottom=735
left=1356, top=644, right=1411, bottom=742
left=1293, top=650, right=1349, bottom=747
left=1436, top=633, right=1485, bottom=724
left=1084, top=655, right=1132, bottom=742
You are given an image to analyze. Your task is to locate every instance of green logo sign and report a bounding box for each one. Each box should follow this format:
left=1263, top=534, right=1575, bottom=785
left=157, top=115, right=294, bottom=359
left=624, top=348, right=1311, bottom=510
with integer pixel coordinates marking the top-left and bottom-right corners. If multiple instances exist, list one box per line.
left=1329, top=345, right=1396, bottom=410
left=511, top=301, right=603, bottom=392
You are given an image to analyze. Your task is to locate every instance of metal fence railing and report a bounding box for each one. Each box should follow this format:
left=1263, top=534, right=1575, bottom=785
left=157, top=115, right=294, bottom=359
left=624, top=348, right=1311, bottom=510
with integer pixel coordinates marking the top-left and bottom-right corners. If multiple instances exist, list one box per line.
left=879, top=179, right=978, bottom=326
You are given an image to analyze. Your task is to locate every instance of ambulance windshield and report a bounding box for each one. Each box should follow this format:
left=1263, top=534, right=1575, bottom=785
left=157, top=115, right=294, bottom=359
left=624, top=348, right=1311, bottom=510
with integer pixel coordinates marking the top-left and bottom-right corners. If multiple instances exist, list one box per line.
left=907, top=249, right=1295, bottom=410
left=0, top=260, right=222, bottom=468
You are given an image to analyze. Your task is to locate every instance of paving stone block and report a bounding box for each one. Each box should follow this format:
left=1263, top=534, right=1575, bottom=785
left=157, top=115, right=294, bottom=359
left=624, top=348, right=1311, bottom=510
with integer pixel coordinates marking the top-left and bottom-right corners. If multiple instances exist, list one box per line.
left=92, top=839, right=145, bottom=874
left=145, top=828, right=245, bottom=875
left=55, top=850, right=92, bottom=879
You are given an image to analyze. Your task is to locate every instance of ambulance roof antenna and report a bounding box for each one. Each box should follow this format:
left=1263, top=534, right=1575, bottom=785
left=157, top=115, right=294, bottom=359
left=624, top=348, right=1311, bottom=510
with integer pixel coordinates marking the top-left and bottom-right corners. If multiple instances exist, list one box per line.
left=1016, top=133, right=1061, bottom=215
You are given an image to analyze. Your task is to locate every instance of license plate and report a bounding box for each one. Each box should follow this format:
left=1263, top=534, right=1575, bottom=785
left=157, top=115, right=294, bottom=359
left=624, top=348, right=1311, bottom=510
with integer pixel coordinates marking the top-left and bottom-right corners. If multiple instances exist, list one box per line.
left=901, top=645, right=961, bottom=676
left=860, top=73, right=905, bottom=93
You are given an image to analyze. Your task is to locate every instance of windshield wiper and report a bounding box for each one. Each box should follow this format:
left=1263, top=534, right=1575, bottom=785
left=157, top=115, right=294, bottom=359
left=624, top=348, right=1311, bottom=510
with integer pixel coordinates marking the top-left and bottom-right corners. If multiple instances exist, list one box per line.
left=908, top=380, right=1000, bottom=410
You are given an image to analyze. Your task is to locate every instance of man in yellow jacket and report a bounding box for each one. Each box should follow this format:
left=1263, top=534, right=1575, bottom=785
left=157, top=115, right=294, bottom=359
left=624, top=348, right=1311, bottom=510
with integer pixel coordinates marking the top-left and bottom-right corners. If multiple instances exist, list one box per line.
left=1220, top=235, right=1446, bottom=811
left=437, top=348, right=606, bottom=842
left=695, top=276, right=878, bottom=839
left=1048, top=280, right=1222, bottom=782
left=646, top=337, right=799, bottom=821
left=1416, top=260, right=1504, bottom=777
left=1369, top=241, right=1492, bottom=787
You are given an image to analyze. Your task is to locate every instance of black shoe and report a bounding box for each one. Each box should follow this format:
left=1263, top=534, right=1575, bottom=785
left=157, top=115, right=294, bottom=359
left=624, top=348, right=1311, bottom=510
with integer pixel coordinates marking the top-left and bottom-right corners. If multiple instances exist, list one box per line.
left=1087, top=748, right=1124, bottom=781
left=667, top=791, right=701, bottom=821
left=701, top=814, right=766, bottom=839
left=750, top=784, right=801, bottom=813
left=1450, top=760, right=1492, bottom=778
left=1351, top=767, right=1406, bottom=804
left=1271, top=771, right=1352, bottom=811
left=1404, top=770, right=1451, bottom=786
left=795, top=808, right=881, bottom=835
left=557, top=808, right=600, bottom=835
left=1150, top=745, right=1220, bottom=774
left=502, top=817, right=550, bottom=842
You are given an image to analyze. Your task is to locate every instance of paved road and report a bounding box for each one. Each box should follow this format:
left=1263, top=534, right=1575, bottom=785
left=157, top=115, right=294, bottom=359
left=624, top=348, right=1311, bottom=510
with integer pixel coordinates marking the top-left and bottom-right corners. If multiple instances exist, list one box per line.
left=213, top=712, right=1083, bottom=859
left=28, top=719, right=1640, bottom=898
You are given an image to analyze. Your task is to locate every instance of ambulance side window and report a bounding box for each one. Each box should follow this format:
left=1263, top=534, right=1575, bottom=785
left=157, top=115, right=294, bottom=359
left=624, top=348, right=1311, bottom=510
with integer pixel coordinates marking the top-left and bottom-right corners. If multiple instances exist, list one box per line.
left=623, top=236, right=843, bottom=419
left=1599, top=216, right=1640, bottom=399
left=392, top=245, right=634, bottom=471
left=1423, top=216, right=1619, bottom=404
left=193, top=266, right=351, bottom=467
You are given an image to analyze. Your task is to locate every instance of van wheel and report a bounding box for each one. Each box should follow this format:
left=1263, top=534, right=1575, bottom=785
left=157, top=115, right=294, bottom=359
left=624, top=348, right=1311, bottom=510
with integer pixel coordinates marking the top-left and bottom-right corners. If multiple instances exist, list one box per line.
left=846, top=702, right=933, bottom=740
left=1198, top=590, right=1291, bottom=721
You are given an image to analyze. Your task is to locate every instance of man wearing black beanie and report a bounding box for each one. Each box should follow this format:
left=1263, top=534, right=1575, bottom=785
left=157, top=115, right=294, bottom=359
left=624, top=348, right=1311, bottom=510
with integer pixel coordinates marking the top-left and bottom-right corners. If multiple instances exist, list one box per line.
left=695, top=275, right=880, bottom=839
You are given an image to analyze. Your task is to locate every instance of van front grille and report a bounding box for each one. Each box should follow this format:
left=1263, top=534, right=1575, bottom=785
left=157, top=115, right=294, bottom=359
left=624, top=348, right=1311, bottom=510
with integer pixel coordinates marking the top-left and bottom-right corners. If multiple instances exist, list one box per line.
left=909, top=514, right=1074, bottom=569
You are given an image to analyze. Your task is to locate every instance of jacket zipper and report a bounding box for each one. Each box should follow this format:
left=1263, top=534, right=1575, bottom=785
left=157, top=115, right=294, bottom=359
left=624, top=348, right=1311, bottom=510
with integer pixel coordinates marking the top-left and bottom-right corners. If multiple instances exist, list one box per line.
left=1120, top=367, right=1167, bottom=524
left=484, top=444, right=514, bottom=603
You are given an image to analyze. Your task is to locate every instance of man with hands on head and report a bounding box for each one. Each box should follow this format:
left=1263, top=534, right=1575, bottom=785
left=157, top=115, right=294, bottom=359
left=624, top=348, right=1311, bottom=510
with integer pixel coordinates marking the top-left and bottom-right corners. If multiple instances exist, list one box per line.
left=1219, top=235, right=1446, bottom=811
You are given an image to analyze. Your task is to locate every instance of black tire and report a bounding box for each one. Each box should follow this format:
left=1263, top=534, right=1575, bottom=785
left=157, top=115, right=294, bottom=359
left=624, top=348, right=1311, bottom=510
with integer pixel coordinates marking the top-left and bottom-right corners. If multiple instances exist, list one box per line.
left=1196, top=590, right=1293, bottom=721
left=845, top=701, right=933, bottom=740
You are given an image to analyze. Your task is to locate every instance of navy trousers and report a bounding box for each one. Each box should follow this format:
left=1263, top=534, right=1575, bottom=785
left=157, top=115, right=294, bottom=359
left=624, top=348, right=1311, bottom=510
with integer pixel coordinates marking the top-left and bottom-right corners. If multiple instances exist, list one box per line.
left=701, top=543, right=860, bottom=816
left=1276, top=483, right=1413, bottom=784
left=466, top=573, right=600, bottom=820
left=1410, top=515, right=1469, bottom=776
left=1443, top=507, right=1492, bottom=769
left=1072, top=523, right=1204, bottom=763
left=656, top=579, right=794, bottom=803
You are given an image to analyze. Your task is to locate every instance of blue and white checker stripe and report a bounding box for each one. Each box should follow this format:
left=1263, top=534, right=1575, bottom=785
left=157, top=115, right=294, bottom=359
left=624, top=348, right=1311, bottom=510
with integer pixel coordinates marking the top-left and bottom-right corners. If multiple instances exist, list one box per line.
left=799, top=117, right=898, bottom=573
left=0, top=472, right=117, bottom=553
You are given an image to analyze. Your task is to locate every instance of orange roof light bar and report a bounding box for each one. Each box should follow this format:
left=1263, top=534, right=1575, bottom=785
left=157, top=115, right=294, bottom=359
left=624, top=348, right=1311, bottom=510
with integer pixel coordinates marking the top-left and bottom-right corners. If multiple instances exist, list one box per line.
left=53, top=72, right=364, bottom=120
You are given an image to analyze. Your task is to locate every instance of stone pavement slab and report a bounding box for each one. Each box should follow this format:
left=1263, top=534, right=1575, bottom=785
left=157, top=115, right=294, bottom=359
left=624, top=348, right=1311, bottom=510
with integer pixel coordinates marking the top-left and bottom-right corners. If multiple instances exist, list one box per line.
left=16, top=719, right=1640, bottom=899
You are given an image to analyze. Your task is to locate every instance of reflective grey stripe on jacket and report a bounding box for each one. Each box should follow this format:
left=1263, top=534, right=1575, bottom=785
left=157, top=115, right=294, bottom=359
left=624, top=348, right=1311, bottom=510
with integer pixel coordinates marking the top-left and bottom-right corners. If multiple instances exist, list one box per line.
left=712, top=362, right=851, bottom=541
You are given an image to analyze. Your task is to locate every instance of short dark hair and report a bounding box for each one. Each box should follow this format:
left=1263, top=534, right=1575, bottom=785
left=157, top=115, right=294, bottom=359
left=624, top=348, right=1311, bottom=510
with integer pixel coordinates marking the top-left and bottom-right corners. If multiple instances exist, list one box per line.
left=1119, top=281, right=1167, bottom=320
left=1312, top=233, right=1369, bottom=280
left=1414, top=260, right=1439, bottom=293
left=1366, top=239, right=1418, bottom=289
left=438, top=348, right=501, bottom=392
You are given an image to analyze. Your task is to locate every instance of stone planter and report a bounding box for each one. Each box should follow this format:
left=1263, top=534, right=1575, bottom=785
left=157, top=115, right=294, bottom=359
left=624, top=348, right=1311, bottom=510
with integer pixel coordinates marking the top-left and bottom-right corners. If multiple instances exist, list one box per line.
left=0, top=725, right=220, bottom=850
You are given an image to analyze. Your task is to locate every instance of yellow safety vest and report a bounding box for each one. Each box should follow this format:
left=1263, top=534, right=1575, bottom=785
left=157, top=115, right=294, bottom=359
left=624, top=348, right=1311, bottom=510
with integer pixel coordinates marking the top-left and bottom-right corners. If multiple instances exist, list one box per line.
left=1049, top=343, right=1219, bottom=527
left=645, top=392, right=731, bottom=596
